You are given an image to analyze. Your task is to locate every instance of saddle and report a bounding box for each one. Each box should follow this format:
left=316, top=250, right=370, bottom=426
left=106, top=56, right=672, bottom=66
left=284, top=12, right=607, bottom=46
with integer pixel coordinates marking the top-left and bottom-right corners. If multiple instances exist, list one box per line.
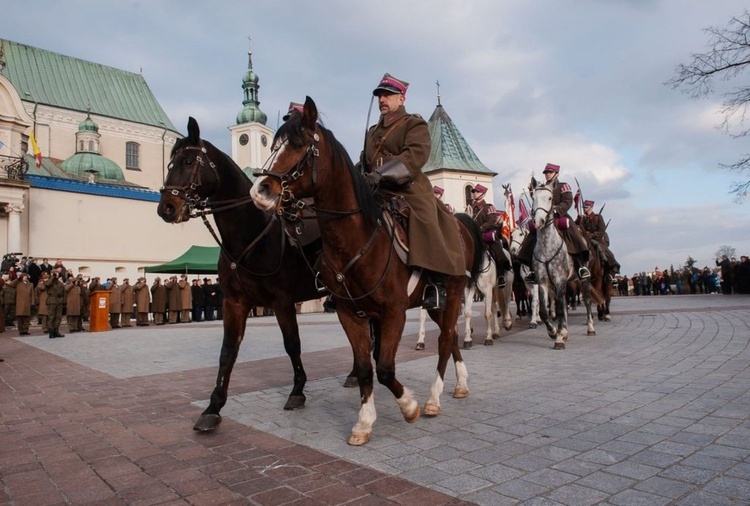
left=381, top=195, right=410, bottom=264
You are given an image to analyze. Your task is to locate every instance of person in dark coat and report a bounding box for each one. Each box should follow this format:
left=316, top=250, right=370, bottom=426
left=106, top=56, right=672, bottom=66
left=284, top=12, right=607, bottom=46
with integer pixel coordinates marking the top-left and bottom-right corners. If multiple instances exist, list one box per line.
left=359, top=73, right=465, bottom=310
left=516, top=163, right=591, bottom=283
left=191, top=279, right=205, bottom=322
left=202, top=278, right=216, bottom=321
left=715, top=255, right=732, bottom=294
left=27, top=258, right=42, bottom=288
left=12, top=273, right=34, bottom=335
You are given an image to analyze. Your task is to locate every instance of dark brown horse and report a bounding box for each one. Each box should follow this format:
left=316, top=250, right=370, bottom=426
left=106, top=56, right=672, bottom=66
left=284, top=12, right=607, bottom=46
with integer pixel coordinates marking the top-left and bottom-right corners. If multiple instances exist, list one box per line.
left=157, top=117, right=326, bottom=432
left=579, top=227, right=614, bottom=321
left=250, top=97, right=483, bottom=445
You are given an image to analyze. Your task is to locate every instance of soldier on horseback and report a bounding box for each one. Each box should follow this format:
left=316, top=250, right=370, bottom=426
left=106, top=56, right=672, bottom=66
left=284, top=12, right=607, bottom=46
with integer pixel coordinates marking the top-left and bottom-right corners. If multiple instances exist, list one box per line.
left=433, top=186, right=454, bottom=214
left=516, top=163, right=590, bottom=283
left=578, top=200, right=620, bottom=276
left=470, top=184, right=512, bottom=287
left=360, top=73, right=465, bottom=310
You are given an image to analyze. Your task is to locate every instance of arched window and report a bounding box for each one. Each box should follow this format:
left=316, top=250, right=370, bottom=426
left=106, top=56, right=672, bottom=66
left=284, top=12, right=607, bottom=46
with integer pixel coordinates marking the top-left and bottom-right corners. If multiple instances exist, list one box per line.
left=88, top=140, right=95, bottom=152
left=79, top=140, right=84, bottom=152
left=126, top=142, right=140, bottom=170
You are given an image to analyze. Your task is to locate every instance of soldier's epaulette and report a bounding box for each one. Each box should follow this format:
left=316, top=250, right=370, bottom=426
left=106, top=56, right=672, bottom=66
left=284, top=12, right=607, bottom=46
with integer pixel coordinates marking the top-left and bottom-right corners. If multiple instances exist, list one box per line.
left=560, top=182, right=572, bottom=193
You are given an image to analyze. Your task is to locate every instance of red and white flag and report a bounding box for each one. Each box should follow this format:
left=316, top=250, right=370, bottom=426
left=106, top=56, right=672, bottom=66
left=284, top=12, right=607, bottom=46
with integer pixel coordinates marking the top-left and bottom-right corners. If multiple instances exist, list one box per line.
left=518, top=199, right=530, bottom=226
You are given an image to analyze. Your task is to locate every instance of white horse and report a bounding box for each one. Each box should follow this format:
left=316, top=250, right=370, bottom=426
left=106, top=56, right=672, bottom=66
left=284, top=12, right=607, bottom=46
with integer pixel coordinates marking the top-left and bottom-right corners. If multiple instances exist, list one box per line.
left=531, top=184, right=596, bottom=349
left=509, top=227, right=541, bottom=328
left=415, top=250, right=501, bottom=349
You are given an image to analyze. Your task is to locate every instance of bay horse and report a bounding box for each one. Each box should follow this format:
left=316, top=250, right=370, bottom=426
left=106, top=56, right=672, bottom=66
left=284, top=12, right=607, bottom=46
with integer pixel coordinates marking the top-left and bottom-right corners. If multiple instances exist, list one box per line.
left=157, top=117, right=327, bottom=432
left=579, top=226, right=614, bottom=321
left=250, top=97, right=483, bottom=445
left=531, top=183, right=596, bottom=349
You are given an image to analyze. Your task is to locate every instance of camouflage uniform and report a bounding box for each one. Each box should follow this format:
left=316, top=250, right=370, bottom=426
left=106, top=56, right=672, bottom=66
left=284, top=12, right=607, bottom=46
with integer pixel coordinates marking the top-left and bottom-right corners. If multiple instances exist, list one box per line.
left=44, top=274, right=66, bottom=338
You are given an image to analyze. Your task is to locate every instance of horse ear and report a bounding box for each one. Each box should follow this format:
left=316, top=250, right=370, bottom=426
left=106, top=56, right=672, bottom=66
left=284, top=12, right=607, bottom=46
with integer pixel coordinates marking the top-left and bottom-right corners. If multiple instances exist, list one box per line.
left=302, top=96, right=318, bottom=131
left=187, top=117, right=200, bottom=143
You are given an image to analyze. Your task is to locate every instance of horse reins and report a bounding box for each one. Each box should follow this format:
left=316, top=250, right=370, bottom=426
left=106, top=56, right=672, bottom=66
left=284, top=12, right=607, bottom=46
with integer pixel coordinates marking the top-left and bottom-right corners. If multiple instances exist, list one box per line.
left=531, top=186, right=565, bottom=283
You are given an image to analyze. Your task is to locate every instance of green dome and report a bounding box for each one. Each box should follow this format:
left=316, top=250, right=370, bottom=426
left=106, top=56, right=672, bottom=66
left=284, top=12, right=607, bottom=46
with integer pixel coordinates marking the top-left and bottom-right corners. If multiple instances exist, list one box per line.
left=242, top=69, right=258, bottom=85
left=236, top=105, right=267, bottom=125
left=61, top=152, right=124, bottom=181
left=78, top=115, right=99, bottom=133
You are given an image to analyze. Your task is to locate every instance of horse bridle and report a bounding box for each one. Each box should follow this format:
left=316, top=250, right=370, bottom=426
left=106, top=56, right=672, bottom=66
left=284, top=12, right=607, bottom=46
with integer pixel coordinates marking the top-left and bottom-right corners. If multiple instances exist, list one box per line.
left=160, top=141, right=284, bottom=277
left=531, top=186, right=565, bottom=266
left=256, top=126, right=396, bottom=315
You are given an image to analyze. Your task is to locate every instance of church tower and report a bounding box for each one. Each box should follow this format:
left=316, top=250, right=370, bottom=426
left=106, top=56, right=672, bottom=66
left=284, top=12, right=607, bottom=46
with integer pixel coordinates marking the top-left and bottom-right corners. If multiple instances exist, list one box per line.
left=229, top=45, right=273, bottom=175
left=423, top=83, right=497, bottom=212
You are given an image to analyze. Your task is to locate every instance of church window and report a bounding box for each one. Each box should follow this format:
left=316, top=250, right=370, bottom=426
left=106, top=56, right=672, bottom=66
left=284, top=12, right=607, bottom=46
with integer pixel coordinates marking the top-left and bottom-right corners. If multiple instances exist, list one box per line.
left=126, top=142, right=140, bottom=170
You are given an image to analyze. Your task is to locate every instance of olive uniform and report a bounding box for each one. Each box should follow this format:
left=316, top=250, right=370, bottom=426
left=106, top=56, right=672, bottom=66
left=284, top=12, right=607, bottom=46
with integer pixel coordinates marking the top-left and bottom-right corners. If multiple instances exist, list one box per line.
left=44, top=273, right=66, bottom=338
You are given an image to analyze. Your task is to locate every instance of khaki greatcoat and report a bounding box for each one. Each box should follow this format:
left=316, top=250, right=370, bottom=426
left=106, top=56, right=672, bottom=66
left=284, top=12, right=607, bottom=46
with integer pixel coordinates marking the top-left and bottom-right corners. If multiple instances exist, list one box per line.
left=361, top=105, right=464, bottom=276
left=108, top=282, right=121, bottom=315
left=134, top=281, right=150, bottom=312
left=151, top=282, right=167, bottom=313
left=64, top=282, right=82, bottom=316
left=12, top=279, right=34, bottom=316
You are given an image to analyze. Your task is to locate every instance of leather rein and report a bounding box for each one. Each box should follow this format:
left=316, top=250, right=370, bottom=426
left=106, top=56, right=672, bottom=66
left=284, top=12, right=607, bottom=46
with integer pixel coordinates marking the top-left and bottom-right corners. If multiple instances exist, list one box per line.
left=255, top=127, right=397, bottom=316
left=160, top=141, right=285, bottom=277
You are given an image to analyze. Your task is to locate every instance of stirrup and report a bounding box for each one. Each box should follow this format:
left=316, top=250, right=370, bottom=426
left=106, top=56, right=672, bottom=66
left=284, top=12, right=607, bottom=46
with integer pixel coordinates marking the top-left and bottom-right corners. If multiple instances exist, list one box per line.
left=497, top=275, right=506, bottom=288
left=578, top=267, right=591, bottom=279
left=422, top=284, right=446, bottom=311
left=525, top=271, right=537, bottom=284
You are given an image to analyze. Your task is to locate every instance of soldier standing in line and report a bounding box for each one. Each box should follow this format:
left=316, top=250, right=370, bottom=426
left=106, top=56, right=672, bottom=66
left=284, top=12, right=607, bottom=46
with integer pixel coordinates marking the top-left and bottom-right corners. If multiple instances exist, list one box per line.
left=166, top=276, right=180, bottom=324
left=178, top=274, right=191, bottom=323
left=3, top=276, right=16, bottom=329
left=108, top=277, right=121, bottom=328
left=134, top=277, right=151, bottom=326
left=150, top=277, right=167, bottom=325
left=36, top=272, right=50, bottom=333
left=64, top=275, right=83, bottom=333
left=45, top=270, right=65, bottom=338
left=12, top=273, right=34, bottom=335
left=120, top=278, right=134, bottom=327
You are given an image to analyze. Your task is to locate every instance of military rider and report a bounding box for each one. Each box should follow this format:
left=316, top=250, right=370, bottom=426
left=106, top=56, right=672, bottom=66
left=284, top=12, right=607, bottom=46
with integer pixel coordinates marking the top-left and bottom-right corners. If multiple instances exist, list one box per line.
left=578, top=199, right=620, bottom=275
left=516, top=163, right=590, bottom=283
left=433, top=186, right=454, bottom=213
left=470, top=184, right=512, bottom=287
left=360, top=73, right=465, bottom=310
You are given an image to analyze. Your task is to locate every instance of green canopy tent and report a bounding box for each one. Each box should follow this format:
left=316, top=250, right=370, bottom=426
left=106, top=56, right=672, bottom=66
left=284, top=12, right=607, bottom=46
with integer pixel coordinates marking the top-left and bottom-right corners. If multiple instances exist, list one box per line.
left=143, top=245, right=220, bottom=274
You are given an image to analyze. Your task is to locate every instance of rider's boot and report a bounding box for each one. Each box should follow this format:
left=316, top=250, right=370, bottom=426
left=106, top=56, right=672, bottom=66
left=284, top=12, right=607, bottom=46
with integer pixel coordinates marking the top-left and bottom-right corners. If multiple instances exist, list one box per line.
left=323, top=296, right=337, bottom=313
left=422, top=271, right=447, bottom=311
left=576, top=253, right=591, bottom=280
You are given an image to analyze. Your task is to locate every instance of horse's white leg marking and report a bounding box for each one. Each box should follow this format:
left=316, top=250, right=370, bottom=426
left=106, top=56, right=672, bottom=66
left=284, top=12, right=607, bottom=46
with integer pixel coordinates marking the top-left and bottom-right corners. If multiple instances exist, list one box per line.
left=453, top=360, right=469, bottom=398
left=463, top=286, right=474, bottom=344
left=424, top=371, right=444, bottom=416
left=416, top=308, right=427, bottom=349
left=349, top=393, right=376, bottom=446
left=396, top=386, right=419, bottom=423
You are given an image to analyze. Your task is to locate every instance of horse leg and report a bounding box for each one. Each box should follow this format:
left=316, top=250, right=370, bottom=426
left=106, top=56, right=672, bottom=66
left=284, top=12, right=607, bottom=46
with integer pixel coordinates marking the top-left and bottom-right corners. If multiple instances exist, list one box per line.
left=425, top=290, right=467, bottom=416
left=344, top=320, right=374, bottom=387
left=194, top=299, right=251, bottom=431
left=415, top=308, right=427, bottom=350
left=537, top=283, right=557, bottom=339
left=372, top=310, right=420, bottom=425
left=582, top=279, right=596, bottom=336
left=463, top=285, right=474, bottom=349
left=337, top=311, right=379, bottom=446
left=273, top=302, right=308, bottom=410
left=553, top=288, right=568, bottom=350
left=502, top=278, right=514, bottom=330
left=489, top=285, right=500, bottom=341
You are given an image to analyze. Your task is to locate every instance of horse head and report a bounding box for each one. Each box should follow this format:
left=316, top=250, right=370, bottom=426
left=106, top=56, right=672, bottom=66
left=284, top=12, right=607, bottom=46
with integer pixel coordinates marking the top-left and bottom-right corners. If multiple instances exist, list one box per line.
left=250, top=97, right=321, bottom=215
left=531, top=183, right=553, bottom=231
left=158, top=117, right=221, bottom=223
left=509, top=226, right=527, bottom=256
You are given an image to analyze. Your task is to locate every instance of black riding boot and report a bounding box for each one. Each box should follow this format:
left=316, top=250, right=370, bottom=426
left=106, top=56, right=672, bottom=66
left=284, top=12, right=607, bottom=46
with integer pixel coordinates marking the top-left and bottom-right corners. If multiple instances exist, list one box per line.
left=422, top=272, right=447, bottom=311
left=54, top=328, right=65, bottom=338
left=49, top=330, right=55, bottom=339
left=323, top=296, right=337, bottom=313
left=576, top=253, right=590, bottom=280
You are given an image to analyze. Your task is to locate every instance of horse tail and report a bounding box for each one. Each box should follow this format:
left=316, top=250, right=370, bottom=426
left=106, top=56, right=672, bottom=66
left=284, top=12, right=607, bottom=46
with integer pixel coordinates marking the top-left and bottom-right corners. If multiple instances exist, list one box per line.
left=454, top=212, right=484, bottom=288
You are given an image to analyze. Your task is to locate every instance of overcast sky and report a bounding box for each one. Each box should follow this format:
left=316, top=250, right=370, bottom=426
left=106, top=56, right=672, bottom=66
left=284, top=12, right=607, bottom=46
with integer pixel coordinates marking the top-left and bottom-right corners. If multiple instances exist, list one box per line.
left=3, top=0, right=749, bottom=275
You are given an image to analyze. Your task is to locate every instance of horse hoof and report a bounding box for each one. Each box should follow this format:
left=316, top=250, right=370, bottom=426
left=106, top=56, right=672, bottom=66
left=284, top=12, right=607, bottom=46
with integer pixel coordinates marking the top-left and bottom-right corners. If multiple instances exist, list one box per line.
left=553, top=343, right=565, bottom=350
left=504, top=322, right=512, bottom=331
left=492, top=333, right=501, bottom=340
left=587, top=330, right=596, bottom=336
left=348, top=431, right=371, bottom=446
left=415, top=342, right=425, bottom=351
left=453, top=387, right=468, bottom=399
left=193, top=414, right=222, bottom=432
left=529, top=323, right=537, bottom=329
left=484, top=339, right=494, bottom=346
left=463, top=341, right=472, bottom=349
left=283, top=395, right=306, bottom=411
left=424, top=403, right=441, bottom=416
left=604, top=316, right=611, bottom=322
left=404, top=404, right=420, bottom=423
left=343, top=375, right=358, bottom=388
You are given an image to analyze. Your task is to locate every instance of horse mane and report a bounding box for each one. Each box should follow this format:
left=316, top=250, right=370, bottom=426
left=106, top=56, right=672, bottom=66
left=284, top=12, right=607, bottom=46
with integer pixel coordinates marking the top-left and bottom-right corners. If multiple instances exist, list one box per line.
left=274, top=115, right=380, bottom=226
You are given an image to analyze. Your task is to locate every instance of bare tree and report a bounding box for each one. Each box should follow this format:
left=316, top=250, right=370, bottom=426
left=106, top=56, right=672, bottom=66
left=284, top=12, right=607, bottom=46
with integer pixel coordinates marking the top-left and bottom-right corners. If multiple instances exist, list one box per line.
left=666, top=11, right=750, bottom=200
left=714, top=245, right=737, bottom=259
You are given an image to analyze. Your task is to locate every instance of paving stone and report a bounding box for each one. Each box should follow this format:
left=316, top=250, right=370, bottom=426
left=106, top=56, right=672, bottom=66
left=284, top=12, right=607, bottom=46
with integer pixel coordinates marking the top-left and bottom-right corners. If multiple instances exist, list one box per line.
left=545, top=483, right=609, bottom=505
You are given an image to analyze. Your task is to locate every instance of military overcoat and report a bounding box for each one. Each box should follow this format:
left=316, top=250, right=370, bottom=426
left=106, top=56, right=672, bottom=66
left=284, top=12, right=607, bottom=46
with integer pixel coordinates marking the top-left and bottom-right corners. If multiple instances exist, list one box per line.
left=361, top=105, right=464, bottom=276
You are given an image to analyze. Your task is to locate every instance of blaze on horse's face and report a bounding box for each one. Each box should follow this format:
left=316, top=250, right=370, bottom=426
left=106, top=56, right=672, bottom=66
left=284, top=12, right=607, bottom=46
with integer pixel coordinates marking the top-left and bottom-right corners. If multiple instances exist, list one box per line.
left=532, top=184, right=553, bottom=230
left=250, top=97, right=319, bottom=213
left=158, top=117, right=217, bottom=224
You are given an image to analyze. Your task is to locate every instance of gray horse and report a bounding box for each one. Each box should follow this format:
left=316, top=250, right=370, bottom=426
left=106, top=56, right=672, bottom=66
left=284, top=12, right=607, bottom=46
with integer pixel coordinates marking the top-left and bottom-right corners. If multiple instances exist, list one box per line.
left=531, top=184, right=596, bottom=349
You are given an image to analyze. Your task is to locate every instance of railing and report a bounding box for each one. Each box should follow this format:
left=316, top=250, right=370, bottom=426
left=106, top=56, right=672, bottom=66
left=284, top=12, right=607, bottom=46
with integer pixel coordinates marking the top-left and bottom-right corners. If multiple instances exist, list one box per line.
left=0, top=154, right=29, bottom=180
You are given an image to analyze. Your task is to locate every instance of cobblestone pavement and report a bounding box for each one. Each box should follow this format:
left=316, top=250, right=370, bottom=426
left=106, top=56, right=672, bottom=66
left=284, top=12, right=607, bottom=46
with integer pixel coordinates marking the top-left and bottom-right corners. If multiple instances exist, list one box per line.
left=1, top=294, right=749, bottom=505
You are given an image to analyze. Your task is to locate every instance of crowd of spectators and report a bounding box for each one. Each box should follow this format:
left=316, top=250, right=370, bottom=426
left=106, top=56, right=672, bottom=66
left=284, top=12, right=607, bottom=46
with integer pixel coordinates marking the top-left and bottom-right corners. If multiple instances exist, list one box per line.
left=0, top=255, right=238, bottom=337
left=614, top=254, right=750, bottom=296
